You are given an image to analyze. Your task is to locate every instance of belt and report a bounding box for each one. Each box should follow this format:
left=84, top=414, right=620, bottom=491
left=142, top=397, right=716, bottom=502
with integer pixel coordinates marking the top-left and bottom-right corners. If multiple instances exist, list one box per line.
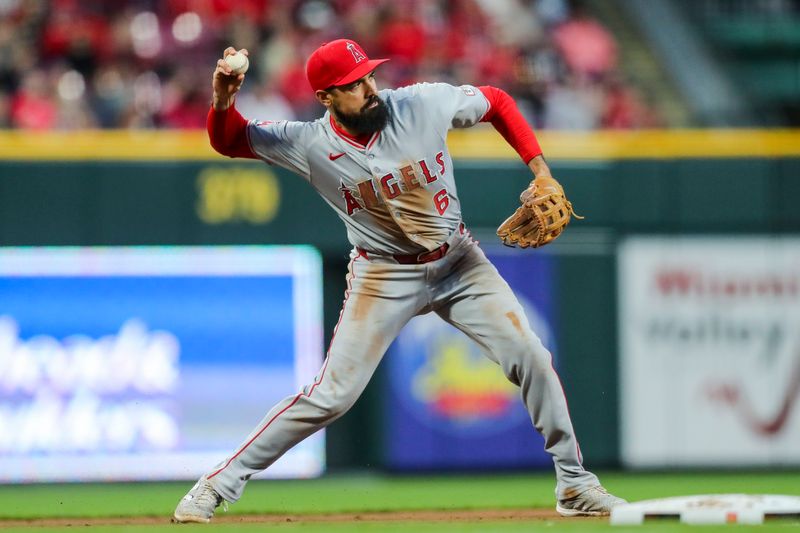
left=356, top=242, right=449, bottom=264
left=357, top=224, right=464, bottom=265
left=394, top=242, right=450, bottom=264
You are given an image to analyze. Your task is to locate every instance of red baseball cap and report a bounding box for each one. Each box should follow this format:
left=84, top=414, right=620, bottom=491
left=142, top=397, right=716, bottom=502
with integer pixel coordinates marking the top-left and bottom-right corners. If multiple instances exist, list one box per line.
left=306, top=39, right=389, bottom=92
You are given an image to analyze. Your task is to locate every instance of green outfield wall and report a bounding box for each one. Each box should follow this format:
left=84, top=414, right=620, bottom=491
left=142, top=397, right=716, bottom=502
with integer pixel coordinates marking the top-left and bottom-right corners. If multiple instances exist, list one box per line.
left=2, top=129, right=799, bottom=469
left=3, top=156, right=798, bottom=247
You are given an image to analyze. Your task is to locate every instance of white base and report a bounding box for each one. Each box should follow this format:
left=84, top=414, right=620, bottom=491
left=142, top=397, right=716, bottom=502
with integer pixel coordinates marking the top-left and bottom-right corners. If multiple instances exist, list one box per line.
left=610, top=494, right=800, bottom=525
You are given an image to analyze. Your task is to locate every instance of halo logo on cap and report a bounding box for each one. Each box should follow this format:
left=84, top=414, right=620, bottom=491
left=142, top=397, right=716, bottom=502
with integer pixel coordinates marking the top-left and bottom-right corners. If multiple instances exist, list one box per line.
left=346, top=42, right=366, bottom=63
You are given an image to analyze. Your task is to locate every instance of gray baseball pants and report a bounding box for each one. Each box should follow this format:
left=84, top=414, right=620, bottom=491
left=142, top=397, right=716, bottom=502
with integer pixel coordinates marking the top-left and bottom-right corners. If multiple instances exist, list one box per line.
left=206, top=227, right=599, bottom=501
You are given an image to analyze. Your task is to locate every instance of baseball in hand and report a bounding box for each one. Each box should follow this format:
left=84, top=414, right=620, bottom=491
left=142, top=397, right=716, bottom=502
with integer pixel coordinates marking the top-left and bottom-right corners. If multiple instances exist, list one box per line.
left=224, top=52, right=249, bottom=75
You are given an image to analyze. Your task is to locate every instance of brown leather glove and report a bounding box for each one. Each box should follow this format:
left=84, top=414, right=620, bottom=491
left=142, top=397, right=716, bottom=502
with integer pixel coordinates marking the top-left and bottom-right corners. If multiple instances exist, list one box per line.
left=496, top=176, right=582, bottom=248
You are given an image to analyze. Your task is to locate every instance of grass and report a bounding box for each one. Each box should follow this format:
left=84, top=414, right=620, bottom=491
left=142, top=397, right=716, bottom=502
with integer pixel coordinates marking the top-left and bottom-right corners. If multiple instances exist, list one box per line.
left=0, top=470, right=798, bottom=532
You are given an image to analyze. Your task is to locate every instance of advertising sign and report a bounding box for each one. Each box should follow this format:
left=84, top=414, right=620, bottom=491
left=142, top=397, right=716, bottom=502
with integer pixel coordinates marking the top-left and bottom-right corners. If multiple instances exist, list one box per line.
left=0, top=246, right=324, bottom=482
left=385, top=247, right=557, bottom=470
left=619, top=237, right=800, bottom=466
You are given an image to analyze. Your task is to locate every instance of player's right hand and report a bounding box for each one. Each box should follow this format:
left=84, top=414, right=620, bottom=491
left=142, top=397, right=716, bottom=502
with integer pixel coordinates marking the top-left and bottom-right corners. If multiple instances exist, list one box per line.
left=212, top=47, right=248, bottom=111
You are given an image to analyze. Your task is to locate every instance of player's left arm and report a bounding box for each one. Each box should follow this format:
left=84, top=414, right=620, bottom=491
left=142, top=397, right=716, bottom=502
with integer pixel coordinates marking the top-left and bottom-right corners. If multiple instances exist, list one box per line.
left=478, top=86, right=551, bottom=179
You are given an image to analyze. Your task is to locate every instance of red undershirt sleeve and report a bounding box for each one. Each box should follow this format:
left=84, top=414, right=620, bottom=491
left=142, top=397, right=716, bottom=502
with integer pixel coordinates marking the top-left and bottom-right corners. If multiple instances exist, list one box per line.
left=207, top=104, right=257, bottom=159
left=478, top=86, right=543, bottom=164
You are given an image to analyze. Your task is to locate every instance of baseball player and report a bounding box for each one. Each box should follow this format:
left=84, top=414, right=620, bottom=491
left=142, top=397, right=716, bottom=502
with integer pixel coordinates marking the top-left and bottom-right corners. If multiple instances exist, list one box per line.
left=173, top=39, right=625, bottom=523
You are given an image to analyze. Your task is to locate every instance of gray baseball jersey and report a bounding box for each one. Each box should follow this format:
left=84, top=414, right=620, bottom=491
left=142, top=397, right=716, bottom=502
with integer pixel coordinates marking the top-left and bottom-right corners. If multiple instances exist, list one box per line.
left=203, top=82, right=600, bottom=503
left=247, top=83, right=482, bottom=254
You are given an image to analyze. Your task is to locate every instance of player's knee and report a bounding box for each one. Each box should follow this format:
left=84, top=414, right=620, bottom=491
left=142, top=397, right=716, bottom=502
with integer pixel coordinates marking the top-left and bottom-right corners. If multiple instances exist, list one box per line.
left=501, top=338, right=553, bottom=382
left=314, top=392, right=359, bottom=421
left=502, top=330, right=547, bottom=359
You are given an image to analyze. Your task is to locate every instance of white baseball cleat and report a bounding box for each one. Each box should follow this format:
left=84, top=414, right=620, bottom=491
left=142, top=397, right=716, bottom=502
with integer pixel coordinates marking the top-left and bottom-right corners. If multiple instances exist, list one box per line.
left=173, top=477, right=227, bottom=523
left=556, top=485, right=627, bottom=517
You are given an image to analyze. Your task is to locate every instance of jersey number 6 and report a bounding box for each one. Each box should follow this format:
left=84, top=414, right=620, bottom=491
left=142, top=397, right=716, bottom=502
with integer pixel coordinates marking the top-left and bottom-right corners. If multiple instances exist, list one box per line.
left=434, top=189, right=450, bottom=215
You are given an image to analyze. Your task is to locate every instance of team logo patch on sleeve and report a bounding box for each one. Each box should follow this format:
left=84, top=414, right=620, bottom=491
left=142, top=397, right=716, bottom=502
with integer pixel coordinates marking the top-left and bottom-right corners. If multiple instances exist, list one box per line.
left=460, top=86, right=476, bottom=96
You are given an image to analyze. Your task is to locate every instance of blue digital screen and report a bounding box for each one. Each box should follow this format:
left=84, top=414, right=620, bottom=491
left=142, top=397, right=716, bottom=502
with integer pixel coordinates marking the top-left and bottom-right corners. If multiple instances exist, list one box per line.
left=0, top=246, right=324, bottom=482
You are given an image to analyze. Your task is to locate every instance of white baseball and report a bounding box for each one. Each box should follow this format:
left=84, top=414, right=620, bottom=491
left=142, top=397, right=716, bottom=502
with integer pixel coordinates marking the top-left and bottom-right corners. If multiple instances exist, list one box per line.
left=224, top=52, right=249, bottom=75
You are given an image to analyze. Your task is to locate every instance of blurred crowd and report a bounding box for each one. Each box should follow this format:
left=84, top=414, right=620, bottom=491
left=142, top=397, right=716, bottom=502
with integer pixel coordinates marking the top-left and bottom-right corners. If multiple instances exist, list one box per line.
left=0, top=0, right=662, bottom=131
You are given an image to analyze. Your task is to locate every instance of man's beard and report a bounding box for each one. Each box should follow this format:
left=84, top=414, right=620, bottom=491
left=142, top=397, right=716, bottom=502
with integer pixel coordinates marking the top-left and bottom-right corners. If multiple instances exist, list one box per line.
left=333, top=96, right=391, bottom=136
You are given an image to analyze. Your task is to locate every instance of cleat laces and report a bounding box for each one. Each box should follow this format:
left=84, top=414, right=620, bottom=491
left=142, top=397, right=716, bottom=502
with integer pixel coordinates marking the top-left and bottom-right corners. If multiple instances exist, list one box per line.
left=195, top=481, right=224, bottom=512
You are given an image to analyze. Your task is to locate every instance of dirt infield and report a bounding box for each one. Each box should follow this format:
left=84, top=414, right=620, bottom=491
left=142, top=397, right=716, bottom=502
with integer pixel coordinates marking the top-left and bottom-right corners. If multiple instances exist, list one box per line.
left=0, top=508, right=593, bottom=527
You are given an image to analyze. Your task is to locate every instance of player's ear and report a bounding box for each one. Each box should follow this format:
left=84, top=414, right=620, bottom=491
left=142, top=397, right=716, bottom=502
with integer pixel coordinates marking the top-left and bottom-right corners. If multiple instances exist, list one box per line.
left=315, top=89, right=333, bottom=108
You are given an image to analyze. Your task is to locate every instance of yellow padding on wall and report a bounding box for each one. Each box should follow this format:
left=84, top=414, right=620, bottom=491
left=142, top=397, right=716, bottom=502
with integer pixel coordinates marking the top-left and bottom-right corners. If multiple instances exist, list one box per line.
left=0, top=128, right=799, bottom=161
left=448, top=128, right=800, bottom=159
left=0, top=130, right=216, bottom=161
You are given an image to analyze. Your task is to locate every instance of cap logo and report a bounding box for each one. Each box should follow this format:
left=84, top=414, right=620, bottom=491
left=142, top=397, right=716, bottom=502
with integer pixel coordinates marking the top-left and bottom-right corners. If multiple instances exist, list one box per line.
left=346, top=42, right=366, bottom=64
